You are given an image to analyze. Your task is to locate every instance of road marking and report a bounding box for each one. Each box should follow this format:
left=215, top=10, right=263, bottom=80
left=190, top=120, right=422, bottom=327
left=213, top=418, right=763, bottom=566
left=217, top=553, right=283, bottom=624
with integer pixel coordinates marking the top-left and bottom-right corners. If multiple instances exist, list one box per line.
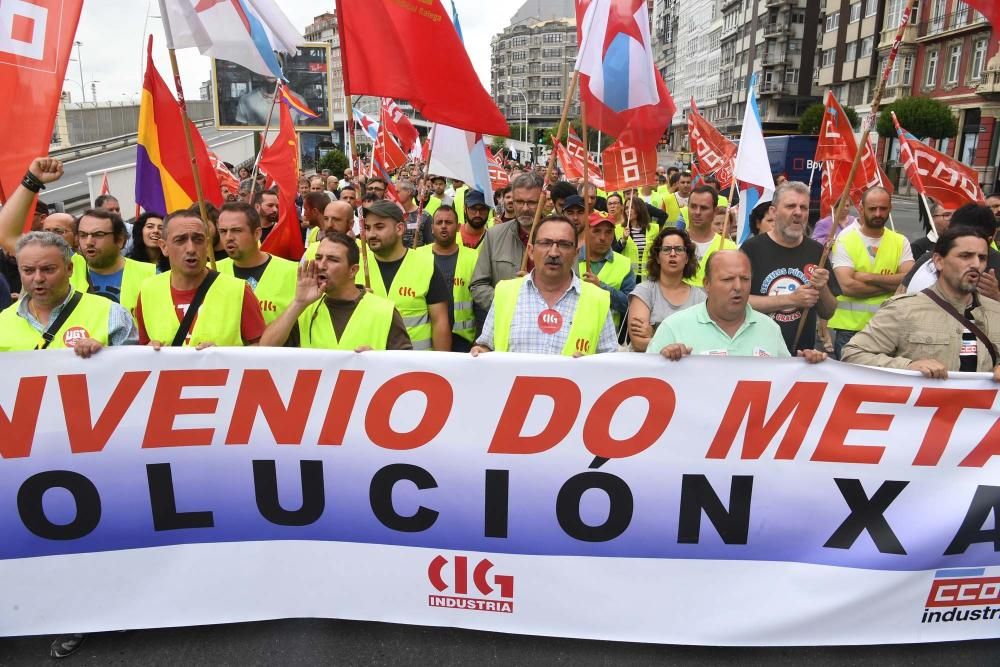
left=42, top=180, right=83, bottom=194
left=63, top=131, right=249, bottom=165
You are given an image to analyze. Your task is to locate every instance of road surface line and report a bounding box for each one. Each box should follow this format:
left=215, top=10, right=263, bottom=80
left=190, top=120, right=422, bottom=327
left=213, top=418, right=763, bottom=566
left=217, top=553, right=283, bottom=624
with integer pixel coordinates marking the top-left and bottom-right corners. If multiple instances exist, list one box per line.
left=42, top=180, right=84, bottom=194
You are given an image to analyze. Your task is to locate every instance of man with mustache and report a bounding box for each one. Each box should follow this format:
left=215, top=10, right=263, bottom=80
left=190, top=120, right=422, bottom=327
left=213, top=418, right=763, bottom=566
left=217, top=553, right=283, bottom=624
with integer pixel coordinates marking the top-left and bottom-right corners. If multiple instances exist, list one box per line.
left=472, top=215, right=617, bottom=356
left=827, top=186, right=913, bottom=359
left=842, top=227, right=1000, bottom=379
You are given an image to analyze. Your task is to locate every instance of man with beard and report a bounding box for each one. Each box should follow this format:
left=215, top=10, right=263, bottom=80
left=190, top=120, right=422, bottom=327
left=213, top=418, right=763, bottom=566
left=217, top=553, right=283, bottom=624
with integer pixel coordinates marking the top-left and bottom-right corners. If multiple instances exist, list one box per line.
left=424, top=175, right=451, bottom=216
left=843, top=227, right=1000, bottom=378
left=362, top=200, right=452, bottom=351
left=71, top=208, right=155, bottom=315
left=254, top=189, right=280, bottom=242
left=260, top=231, right=411, bottom=351
left=828, top=186, right=913, bottom=358
left=460, top=189, right=491, bottom=249
left=216, top=202, right=297, bottom=325
left=741, top=181, right=839, bottom=354
left=472, top=215, right=617, bottom=355
left=471, top=173, right=544, bottom=315
left=419, top=204, right=479, bottom=351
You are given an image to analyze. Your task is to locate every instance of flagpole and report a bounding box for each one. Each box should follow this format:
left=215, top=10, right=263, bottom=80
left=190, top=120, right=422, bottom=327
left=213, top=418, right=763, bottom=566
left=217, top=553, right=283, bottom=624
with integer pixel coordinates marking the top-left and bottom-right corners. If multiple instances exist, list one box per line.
left=344, top=94, right=371, bottom=290
left=521, top=70, right=579, bottom=273
left=791, top=0, right=915, bottom=350
left=155, top=3, right=216, bottom=271
left=581, top=98, right=592, bottom=276
left=920, top=193, right=939, bottom=238
left=248, top=80, right=282, bottom=204
left=414, top=125, right=436, bottom=250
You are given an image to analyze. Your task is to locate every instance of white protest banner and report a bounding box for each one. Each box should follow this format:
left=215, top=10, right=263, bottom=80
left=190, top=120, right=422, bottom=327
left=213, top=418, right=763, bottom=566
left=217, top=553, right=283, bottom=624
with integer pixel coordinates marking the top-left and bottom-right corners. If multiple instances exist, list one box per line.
left=2, top=348, right=999, bottom=644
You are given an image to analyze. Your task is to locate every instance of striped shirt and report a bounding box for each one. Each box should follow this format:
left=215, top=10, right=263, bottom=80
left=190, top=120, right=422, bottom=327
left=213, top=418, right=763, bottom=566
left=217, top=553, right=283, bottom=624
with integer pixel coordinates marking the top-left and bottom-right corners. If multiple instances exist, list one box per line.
left=17, top=288, right=138, bottom=346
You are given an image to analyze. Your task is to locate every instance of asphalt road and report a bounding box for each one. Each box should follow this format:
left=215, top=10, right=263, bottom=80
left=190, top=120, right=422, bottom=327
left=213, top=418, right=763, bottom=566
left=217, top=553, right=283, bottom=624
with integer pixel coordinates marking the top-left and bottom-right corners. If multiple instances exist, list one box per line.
left=39, top=127, right=252, bottom=212
left=1, top=620, right=997, bottom=665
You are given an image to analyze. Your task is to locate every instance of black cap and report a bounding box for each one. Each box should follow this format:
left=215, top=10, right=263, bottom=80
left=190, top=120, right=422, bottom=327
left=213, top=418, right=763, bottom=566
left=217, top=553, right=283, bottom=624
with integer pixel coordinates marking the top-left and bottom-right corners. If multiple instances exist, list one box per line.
left=562, top=194, right=585, bottom=211
left=362, top=199, right=403, bottom=222
left=465, top=189, right=489, bottom=209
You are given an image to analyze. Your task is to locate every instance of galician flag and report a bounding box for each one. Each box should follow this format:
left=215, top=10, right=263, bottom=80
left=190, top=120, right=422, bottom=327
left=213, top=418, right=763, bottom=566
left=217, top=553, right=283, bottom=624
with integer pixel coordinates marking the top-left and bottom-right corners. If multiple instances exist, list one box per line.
left=733, top=73, right=775, bottom=246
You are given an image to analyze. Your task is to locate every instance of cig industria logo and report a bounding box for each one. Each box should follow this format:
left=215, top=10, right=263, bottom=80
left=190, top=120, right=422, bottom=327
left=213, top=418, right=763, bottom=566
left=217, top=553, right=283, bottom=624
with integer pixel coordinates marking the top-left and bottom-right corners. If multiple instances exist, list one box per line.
left=427, top=554, right=514, bottom=613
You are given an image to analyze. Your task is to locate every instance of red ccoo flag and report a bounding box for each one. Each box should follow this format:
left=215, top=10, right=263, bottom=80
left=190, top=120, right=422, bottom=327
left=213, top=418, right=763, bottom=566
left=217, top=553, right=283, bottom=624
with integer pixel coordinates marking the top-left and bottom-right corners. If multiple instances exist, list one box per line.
left=259, top=101, right=303, bottom=261
left=381, top=98, right=420, bottom=153
left=0, top=0, right=84, bottom=201
left=336, top=0, right=508, bottom=136
left=688, top=98, right=736, bottom=189
left=893, top=112, right=985, bottom=210
left=602, top=138, right=658, bottom=191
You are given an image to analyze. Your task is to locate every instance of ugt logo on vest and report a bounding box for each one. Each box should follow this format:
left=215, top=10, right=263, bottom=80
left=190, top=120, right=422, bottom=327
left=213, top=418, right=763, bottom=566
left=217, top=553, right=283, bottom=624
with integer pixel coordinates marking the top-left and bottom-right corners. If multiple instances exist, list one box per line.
left=427, top=554, right=514, bottom=613
left=61, top=326, right=90, bottom=347
left=398, top=286, right=417, bottom=298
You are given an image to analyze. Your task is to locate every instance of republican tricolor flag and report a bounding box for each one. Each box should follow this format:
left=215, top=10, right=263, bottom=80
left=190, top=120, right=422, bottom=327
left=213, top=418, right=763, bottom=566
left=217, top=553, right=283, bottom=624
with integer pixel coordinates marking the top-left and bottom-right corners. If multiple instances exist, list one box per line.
left=279, top=85, right=320, bottom=119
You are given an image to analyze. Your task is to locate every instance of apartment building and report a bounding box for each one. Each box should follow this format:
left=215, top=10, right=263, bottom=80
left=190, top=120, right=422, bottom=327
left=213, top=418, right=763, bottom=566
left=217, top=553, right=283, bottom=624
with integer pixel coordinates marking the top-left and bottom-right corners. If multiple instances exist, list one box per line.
left=816, top=0, right=885, bottom=116
left=666, top=0, right=723, bottom=148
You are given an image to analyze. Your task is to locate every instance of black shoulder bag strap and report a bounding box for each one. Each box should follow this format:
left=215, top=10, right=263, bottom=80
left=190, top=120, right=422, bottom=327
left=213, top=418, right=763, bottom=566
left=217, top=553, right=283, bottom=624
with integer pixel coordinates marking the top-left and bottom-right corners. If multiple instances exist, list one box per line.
left=170, top=271, right=220, bottom=347
left=37, top=291, right=83, bottom=350
left=921, top=288, right=998, bottom=367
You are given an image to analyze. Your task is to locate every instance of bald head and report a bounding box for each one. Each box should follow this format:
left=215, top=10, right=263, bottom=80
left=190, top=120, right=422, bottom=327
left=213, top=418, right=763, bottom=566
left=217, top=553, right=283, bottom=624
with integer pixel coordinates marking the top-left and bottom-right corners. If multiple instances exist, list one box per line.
left=42, top=212, right=77, bottom=249
left=324, top=200, right=355, bottom=235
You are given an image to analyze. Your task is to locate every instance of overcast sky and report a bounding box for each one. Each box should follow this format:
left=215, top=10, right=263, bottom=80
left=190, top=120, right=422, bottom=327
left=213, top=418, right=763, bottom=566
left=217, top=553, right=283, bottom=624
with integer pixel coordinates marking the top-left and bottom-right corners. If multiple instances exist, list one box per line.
left=70, top=1, right=517, bottom=104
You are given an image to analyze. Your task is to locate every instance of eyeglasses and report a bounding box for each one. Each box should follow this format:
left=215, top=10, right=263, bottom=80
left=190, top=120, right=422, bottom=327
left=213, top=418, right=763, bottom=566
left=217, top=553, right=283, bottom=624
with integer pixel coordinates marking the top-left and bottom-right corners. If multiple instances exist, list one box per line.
left=533, top=239, right=576, bottom=251
left=660, top=245, right=686, bottom=255
left=77, top=231, right=114, bottom=240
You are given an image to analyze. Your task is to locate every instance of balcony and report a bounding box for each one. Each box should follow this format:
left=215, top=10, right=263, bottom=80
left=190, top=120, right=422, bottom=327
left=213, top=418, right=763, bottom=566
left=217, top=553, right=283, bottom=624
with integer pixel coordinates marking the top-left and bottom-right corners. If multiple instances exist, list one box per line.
left=721, top=0, right=741, bottom=10
left=765, top=0, right=791, bottom=6
left=760, top=51, right=787, bottom=66
left=976, top=59, right=1000, bottom=99
left=758, top=81, right=787, bottom=95
left=917, top=9, right=988, bottom=39
left=721, top=24, right=739, bottom=40
left=762, top=21, right=791, bottom=38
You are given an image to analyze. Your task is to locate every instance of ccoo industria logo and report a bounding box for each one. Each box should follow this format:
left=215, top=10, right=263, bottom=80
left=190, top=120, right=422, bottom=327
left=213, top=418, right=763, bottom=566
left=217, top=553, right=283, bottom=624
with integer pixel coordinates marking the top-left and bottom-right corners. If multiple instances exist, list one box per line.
left=427, top=554, right=514, bottom=613
left=922, top=568, right=1000, bottom=625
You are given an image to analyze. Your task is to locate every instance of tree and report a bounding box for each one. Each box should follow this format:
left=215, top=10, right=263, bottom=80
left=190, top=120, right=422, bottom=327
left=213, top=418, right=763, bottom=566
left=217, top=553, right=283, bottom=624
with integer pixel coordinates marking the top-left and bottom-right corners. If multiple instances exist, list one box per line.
left=317, top=149, right=349, bottom=178
left=798, top=102, right=859, bottom=134
left=876, top=97, right=958, bottom=140
left=490, top=135, right=507, bottom=153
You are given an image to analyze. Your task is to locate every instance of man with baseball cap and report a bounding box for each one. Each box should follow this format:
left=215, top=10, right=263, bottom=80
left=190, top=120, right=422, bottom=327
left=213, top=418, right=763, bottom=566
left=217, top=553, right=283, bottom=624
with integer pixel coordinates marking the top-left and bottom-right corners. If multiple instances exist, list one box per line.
left=460, top=189, right=492, bottom=249
left=579, top=212, right=636, bottom=328
left=362, top=199, right=452, bottom=351
left=562, top=195, right=587, bottom=240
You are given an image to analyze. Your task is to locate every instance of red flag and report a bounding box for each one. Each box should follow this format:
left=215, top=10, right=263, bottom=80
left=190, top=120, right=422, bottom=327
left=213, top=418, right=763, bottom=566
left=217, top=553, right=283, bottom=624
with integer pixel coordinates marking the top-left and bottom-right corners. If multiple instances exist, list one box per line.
left=208, top=152, right=240, bottom=194
left=557, top=125, right=605, bottom=186
left=100, top=172, right=111, bottom=196
left=381, top=98, right=419, bottom=153
left=574, top=0, right=676, bottom=148
left=336, top=0, right=508, bottom=136
left=893, top=112, right=985, bottom=210
left=815, top=90, right=892, bottom=209
left=601, top=138, right=658, bottom=191
left=0, top=0, right=84, bottom=201
left=485, top=147, right=510, bottom=190
left=259, top=102, right=303, bottom=261
left=815, top=91, right=856, bottom=164
left=374, top=123, right=408, bottom=174
left=688, top=98, right=736, bottom=190
left=964, top=0, right=999, bottom=27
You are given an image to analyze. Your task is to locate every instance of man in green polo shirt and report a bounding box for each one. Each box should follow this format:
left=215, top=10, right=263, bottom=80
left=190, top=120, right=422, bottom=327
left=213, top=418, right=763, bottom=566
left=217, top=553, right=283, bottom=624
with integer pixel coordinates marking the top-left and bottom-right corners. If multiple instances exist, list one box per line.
left=647, top=250, right=827, bottom=362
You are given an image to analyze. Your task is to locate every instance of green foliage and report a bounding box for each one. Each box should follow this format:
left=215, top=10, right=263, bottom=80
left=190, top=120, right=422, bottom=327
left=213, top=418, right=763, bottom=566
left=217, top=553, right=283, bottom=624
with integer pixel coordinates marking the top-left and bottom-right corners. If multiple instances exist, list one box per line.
left=798, top=102, right=859, bottom=134
left=317, top=149, right=349, bottom=178
left=490, top=135, right=507, bottom=153
left=877, top=97, right=958, bottom=139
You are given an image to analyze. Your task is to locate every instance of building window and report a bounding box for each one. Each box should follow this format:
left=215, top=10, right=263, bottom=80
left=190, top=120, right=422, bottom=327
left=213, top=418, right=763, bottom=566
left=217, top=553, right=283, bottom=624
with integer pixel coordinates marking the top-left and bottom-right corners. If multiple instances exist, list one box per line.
left=512, top=36, right=527, bottom=47
left=784, top=68, right=799, bottom=84
left=542, top=77, right=561, bottom=87
left=860, top=36, right=874, bottom=58
left=542, top=33, right=563, bottom=44
left=929, top=0, right=946, bottom=34
left=946, top=44, right=961, bottom=84
left=865, top=0, right=877, bottom=17
left=542, top=62, right=560, bottom=72
left=821, top=49, right=836, bottom=67
left=791, top=11, right=804, bottom=23
left=850, top=2, right=861, bottom=22
left=924, top=49, right=938, bottom=87
left=542, top=48, right=562, bottom=58
left=953, top=1, right=969, bottom=27
left=902, top=54, right=913, bottom=86
left=512, top=50, right=527, bottom=61
left=825, top=13, right=839, bottom=31
left=845, top=41, right=857, bottom=61
left=970, top=39, right=988, bottom=80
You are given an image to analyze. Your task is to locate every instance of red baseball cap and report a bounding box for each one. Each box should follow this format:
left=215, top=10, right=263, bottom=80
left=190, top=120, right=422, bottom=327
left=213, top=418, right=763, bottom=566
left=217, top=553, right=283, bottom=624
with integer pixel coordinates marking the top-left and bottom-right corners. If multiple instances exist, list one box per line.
left=588, top=212, right=613, bottom=228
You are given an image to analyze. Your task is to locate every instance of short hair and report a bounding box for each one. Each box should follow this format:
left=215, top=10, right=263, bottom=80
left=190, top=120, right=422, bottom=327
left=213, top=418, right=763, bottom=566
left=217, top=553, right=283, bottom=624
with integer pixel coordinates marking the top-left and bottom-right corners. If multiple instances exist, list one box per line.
left=396, top=180, right=415, bottom=195
left=219, top=201, right=261, bottom=232
left=772, top=181, right=811, bottom=208
left=749, top=201, right=773, bottom=235
left=76, top=208, right=127, bottom=242
left=668, top=172, right=681, bottom=186
left=934, top=225, right=989, bottom=257
left=94, top=194, right=119, bottom=208
left=666, top=167, right=679, bottom=176
left=304, top=191, right=331, bottom=212
left=253, top=189, right=278, bottom=207
left=531, top=215, right=578, bottom=243
left=366, top=177, right=387, bottom=189
left=320, top=230, right=360, bottom=266
left=985, top=191, right=1000, bottom=202
left=647, top=226, right=697, bottom=280
left=703, top=250, right=748, bottom=283
left=550, top=181, right=577, bottom=203
left=607, top=192, right=623, bottom=205
left=679, top=170, right=692, bottom=179
left=16, top=231, right=72, bottom=264
left=950, top=203, right=997, bottom=237
left=511, top=172, right=544, bottom=193
left=340, top=184, right=357, bottom=195
left=860, top=186, right=891, bottom=208
left=433, top=204, right=459, bottom=223
left=430, top=175, right=446, bottom=184
left=309, top=176, right=324, bottom=185
left=688, top=184, right=719, bottom=208
left=163, top=209, right=205, bottom=237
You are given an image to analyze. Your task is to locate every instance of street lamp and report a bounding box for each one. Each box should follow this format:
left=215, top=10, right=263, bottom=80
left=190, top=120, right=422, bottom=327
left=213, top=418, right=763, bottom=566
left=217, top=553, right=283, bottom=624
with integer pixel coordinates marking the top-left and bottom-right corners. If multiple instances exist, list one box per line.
left=74, top=41, right=85, bottom=102
left=510, top=88, right=528, bottom=145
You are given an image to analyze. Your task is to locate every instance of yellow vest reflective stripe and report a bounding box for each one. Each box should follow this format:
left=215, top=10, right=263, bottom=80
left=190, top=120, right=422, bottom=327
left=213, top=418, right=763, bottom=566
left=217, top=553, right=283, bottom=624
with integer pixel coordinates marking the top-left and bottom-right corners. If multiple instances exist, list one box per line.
left=139, top=271, right=247, bottom=346
left=686, top=234, right=738, bottom=288
left=306, top=226, right=320, bottom=245
left=418, top=244, right=479, bottom=343
left=296, top=292, right=395, bottom=350
left=216, top=255, right=297, bottom=325
left=69, top=256, right=155, bottom=316
left=0, top=290, right=112, bottom=351
left=579, top=251, right=631, bottom=327
left=828, top=228, right=907, bottom=332
left=491, top=277, right=610, bottom=356
left=425, top=195, right=442, bottom=217
left=367, top=250, right=435, bottom=350
left=614, top=223, right=659, bottom=278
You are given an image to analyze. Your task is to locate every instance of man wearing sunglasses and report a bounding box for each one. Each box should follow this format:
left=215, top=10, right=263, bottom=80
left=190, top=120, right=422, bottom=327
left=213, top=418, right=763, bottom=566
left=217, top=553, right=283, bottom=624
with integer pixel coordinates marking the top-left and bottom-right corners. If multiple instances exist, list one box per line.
left=472, top=215, right=617, bottom=356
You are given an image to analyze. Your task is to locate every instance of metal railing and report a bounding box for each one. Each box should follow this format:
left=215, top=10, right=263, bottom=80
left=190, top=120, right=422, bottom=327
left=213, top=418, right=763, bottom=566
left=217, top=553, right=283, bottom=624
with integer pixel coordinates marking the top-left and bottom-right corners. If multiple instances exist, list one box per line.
left=917, top=8, right=987, bottom=37
left=761, top=51, right=787, bottom=65
left=51, top=119, right=213, bottom=162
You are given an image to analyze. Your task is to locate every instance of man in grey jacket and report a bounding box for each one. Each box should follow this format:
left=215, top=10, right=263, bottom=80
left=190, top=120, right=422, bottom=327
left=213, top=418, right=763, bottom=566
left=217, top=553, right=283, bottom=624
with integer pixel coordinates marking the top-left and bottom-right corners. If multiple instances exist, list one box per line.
left=470, top=173, right=544, bottom=319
